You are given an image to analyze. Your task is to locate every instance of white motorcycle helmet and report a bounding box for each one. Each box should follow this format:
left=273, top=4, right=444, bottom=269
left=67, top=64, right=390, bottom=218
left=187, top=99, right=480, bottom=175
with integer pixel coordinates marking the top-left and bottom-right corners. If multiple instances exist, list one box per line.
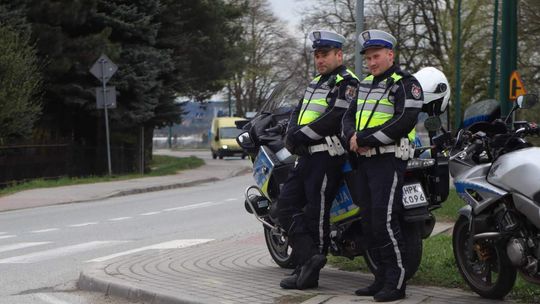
left=413, top=67, right=451, bottom=116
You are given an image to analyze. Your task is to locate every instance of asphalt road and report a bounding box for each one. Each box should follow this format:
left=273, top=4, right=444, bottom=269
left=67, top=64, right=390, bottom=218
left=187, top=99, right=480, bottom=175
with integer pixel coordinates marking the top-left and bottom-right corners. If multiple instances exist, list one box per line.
left=0, top=153, right=257, bottom=304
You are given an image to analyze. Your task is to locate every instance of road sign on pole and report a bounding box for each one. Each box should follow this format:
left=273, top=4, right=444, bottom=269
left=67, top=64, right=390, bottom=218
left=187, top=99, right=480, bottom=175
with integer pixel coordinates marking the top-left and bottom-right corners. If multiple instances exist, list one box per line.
left=90, top=54, right=118, bottom=176
left=509, top=70, right=526, bottom=101
left=90, top=54, right=118, bottom=85
left=96, top=86, right=117, bottom=109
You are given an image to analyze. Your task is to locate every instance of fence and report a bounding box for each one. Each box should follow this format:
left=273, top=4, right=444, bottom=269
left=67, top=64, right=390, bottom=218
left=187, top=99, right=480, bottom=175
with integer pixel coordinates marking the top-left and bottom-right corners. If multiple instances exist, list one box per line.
left=0, top=143, right=141, bottom=187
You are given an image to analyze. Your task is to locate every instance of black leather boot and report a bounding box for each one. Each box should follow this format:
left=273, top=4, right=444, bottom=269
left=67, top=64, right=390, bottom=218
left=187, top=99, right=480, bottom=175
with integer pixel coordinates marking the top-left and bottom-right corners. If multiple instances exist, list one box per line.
left=354, top=280, right=384, bottom=296
left=296, top=254, right=327, bottom=289
left=373, top=285, right=406, bottom=302
left=280, top=267, right=300, bottom=289
left=279, top=273, right=299, bottom=289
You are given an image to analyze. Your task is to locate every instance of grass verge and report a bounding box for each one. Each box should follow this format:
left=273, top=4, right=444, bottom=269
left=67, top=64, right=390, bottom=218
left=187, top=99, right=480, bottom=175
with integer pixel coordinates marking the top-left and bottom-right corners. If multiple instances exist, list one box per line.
left=329, top=189, right=540, bottom=303
left=0, top=155, right=204, bottom=197
left=431, top=189, right=463, bottom=222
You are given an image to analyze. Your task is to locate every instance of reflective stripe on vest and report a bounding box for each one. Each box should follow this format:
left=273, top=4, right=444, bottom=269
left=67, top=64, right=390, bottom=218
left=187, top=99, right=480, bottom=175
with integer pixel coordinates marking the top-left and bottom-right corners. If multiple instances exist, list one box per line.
left=297, top=69, right=358, bottom=125
left=356, top=73, right=415, bottom=141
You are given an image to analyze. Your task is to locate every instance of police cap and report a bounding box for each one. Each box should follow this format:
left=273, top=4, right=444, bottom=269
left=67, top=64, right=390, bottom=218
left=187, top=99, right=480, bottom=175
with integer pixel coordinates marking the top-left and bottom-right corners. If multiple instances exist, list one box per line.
left=358, top=29, right=396, bottom=54
left=309, top=30, right=345, bottom=50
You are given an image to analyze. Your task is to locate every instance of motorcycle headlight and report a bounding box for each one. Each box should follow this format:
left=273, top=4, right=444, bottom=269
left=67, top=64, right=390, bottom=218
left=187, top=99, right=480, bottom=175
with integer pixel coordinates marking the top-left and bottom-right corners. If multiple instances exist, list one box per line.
left=222, top=145, right=228, bottom=149
left=407, top=158, right=436, bottom=169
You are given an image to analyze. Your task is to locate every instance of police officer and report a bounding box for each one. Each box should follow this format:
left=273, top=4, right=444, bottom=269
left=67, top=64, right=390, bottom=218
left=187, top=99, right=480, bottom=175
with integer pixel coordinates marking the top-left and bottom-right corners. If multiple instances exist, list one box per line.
left=342, top=29, right=423, bottom=302
left=277, top=30, right=359, bottom=290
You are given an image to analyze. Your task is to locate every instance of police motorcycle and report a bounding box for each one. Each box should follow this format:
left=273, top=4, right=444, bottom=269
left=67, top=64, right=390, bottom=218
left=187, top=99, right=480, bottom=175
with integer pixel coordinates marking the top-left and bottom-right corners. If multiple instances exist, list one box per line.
left=428, top=93, right=540, bottom=299
left=236, top=67, right=451, bottom=281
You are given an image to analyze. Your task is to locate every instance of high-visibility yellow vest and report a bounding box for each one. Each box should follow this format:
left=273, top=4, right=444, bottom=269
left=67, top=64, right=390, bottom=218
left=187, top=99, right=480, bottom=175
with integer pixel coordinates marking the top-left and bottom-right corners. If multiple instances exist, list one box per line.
left=297, top=69, right=358, bottom=125
left=355, top=73, right=415, bottom=141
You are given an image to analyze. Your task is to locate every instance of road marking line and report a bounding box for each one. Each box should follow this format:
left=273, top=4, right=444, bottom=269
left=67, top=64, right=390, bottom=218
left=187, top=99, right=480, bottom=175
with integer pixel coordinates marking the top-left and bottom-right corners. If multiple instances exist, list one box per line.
left=36, top=293, right=72, bottom=304
left=0, top=242, right=51, bottom=253
left=30, top=228, right=59, bottom=233
left=68, top=222, right=98, bottom=227
left=108, top=217, right=132, bottom=221
left=0, top=241, right=126, bottom=264
left=87, top=239, right=213, bottom=263
left=225, top=198, right=237, bottom=202
left=0, top=235, right=16, bottom=240
left=140, top=211, right=161, bottom=216
left=162, top=201, right=221, bottom=212
left=163, top=202, right=195, bottom=211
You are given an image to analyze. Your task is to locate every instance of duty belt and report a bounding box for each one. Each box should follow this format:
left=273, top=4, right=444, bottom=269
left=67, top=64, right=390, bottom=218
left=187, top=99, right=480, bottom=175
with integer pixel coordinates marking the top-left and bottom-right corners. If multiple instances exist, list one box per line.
left=358, top=138, right=415, bottom=160
left=308, top=135, right=345, bottom=156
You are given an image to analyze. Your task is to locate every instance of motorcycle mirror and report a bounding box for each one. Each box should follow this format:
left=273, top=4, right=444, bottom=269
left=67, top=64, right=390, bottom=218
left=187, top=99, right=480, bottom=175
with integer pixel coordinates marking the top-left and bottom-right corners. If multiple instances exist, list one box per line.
left=454, top=129, right=465, bottom=148
left=516, top=94, right=539, bottom=109
left=424, top=116, right=442, bottom=132
left=236, top=131, right=255, bottom=149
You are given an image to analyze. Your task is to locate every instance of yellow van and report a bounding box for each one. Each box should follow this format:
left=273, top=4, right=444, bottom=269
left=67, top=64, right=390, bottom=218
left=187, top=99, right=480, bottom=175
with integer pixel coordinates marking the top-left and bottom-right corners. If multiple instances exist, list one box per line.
left=210, top=117, right=246, bottom=159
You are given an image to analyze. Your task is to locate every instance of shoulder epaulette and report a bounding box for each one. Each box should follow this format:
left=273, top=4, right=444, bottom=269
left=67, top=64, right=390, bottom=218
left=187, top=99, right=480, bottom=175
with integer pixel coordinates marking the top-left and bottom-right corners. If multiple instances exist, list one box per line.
left=396, top=69, right=412, bottom=78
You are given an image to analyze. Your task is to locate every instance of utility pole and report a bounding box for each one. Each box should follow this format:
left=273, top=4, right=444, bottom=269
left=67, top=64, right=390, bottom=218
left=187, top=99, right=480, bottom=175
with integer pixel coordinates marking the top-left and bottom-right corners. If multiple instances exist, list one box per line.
left=355, top=0, right=364, bottom=79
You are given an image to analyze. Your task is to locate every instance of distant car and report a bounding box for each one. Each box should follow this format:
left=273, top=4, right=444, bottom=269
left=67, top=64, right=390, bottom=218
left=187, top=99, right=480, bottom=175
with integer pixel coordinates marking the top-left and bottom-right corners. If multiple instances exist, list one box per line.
left=209, top=117, right=246, bottom=159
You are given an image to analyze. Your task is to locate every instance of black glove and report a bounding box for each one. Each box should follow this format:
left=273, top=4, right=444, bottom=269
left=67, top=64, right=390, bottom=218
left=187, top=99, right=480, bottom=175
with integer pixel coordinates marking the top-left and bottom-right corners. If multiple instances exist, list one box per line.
left=293, top=144, right=309, bottom=156
left=284, top=134, right=295, bottom=153
left=284, top=134, right=308, bottom=156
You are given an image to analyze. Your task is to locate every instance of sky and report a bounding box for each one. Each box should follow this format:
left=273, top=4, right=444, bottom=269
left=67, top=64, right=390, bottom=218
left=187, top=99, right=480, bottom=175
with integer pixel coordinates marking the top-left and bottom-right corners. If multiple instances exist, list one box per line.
left=268, top=0, right=309, bottom=38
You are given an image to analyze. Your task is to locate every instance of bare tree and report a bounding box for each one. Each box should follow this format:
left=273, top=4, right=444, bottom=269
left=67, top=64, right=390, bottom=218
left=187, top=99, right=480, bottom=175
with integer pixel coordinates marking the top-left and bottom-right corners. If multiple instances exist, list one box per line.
left=300, top=0, right=498, bottom=126
left=519, top=0, right=540, bottom=86
left=517, top=0, right=540, bottom=125
left=227, top=0, right=299, bottom=116
left=298, top=0, right=357, bottom=68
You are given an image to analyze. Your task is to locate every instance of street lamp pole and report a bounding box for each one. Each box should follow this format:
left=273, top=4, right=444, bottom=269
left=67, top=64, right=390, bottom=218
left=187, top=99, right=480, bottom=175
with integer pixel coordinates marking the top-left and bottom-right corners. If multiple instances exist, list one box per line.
left=499, top=0, right=517, bottom=120
left=454, top=0, right=462, bottom=130
left=355, top=0, right=364, bottom=79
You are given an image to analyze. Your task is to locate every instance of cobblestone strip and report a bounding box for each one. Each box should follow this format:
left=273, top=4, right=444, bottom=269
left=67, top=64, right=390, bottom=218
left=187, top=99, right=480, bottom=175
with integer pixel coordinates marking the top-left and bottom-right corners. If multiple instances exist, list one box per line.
left=80, top=233, right=513, bottom=304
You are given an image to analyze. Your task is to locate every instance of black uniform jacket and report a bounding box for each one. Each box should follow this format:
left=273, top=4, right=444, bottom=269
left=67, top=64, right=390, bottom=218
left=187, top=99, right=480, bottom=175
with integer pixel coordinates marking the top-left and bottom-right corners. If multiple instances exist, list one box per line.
left=286, top=65, right=359, bottom=149
left=342, top=64, right=423, bottom=149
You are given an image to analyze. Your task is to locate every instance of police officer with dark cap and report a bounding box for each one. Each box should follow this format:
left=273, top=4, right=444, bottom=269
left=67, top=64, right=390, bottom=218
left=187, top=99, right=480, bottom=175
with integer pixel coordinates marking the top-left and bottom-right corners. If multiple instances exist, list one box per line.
left=277, top=29, right=359, bottom=290
left=342, top=29, right=423, bottom=302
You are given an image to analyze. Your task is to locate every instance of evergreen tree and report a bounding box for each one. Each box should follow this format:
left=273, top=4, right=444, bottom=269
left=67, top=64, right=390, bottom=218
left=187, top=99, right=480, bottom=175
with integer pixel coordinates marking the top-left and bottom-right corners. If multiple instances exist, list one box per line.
left=93, top=0, right=174, bottom=129
left=0, top=0, right=247, bottom=174
left=0, top=17, right=42, bottom=143
left=0, top=3, right=41, bottom=145
left=157, top=0, right=246, bottom=103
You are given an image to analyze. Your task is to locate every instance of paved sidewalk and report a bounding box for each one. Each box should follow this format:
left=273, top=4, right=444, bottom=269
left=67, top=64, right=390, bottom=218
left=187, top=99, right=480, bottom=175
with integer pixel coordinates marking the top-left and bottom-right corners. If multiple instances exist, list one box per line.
left=79, top=231, right=512, bottom=304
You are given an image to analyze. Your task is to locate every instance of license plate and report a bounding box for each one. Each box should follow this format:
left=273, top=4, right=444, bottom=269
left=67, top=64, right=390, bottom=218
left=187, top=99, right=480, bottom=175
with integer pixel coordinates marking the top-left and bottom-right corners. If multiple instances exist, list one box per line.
left=402, top=183, right=428, bottom=208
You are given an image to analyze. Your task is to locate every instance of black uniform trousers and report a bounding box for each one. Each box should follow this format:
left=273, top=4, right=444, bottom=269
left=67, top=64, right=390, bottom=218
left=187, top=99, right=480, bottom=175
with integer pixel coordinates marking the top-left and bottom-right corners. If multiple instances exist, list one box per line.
left=277, top=151, right=344, bottom=265
left=356, top=153, right=407, bottom=290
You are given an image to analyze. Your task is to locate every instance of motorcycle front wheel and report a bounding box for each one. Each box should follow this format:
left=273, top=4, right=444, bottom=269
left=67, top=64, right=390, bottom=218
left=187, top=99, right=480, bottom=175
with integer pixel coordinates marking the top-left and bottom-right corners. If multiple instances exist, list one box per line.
left=263, top=225, right=296, bottom=269
left=364, top=221, right=423, bottom=281
left=452, top=215, right=516, bottom=299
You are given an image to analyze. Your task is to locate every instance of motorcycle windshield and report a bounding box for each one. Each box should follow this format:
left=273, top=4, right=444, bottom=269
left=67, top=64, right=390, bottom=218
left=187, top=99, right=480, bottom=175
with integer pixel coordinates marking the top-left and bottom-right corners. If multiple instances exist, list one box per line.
left=462, top=99, right=500, bottom=128
left=257, top=82, right=303, bottom=115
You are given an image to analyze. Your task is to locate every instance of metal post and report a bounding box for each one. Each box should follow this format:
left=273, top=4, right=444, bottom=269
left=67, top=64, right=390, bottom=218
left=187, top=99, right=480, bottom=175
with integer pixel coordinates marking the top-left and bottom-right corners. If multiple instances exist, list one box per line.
left=499, top=0, right=517, bottom=120
left=488, top=0, right=499, bottom=99
left=100, top=59, right=112, bottom=175
left=454, top=0, right=462, bottom=130
left=355, top=0, right=365, bottom=79
left=141, top=126, right=144, bottom=175
left=228, top=89, right=232, bottom=117
left=167, top=125, right=172, bottom=148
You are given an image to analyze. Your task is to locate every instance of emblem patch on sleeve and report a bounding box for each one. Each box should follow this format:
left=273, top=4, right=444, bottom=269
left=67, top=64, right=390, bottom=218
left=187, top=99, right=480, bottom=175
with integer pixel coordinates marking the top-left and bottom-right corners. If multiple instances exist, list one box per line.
left=345, top=85, right=357, bottom=102
left=411, top=84, right=422, bottom=100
